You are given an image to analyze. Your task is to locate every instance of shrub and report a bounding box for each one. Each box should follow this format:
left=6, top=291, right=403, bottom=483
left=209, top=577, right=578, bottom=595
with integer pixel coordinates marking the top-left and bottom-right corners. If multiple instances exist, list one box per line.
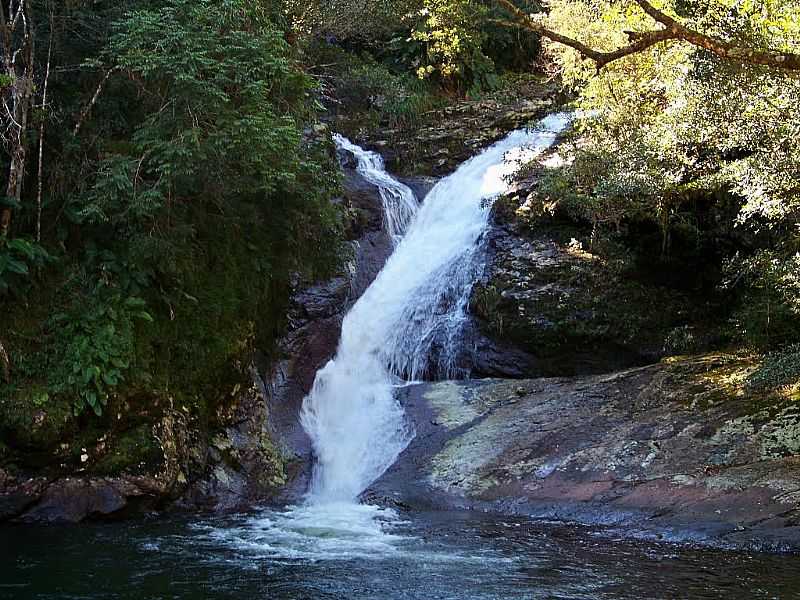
left=749, top=345, right=800, bottom=391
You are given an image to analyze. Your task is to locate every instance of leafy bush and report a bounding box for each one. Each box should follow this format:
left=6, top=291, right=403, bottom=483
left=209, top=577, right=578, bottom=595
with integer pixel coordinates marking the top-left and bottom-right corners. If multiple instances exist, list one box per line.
left=749, top=345, right=800, bottom=391
left=411, top=0, right=498, bottom=92
left=333, top=57, right=443, bottom=127
left=0, top=237, right=51, bottom=295
left=0, top=0, right=344, bottom=444
left=663, top=325, right=697, bottom=355
left=50, top=294, right=152, bottom=416
left=724, top=251, right=800, bottom=350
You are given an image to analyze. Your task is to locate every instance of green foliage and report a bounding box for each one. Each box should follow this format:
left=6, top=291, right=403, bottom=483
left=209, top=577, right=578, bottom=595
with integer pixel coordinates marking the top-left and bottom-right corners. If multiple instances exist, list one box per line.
left=0, top=384, right=75, bottom=455
left=50, top=294, right=151, bottom=416
left=333, top=57, right=443, bottom=127
left=91, top=423, right=163, bottom=475
left=724, top=250, right=800, bottom=350
left=303, top=0, right=542, bottom=94
left=287, top=0, right=418, bottom=42
left=664, top=325, right=698, bottom=355
left=749, top=345, right=800, bottom=391
left=412, top=0, right=495, bottom=87
left=409, top=0, right=542, bottom=93
left=106, top=0, right=314, bottom=188
left=536, top=155, right=648, bottom=241
left=0, top=0, right=344, bottom=467
left=64, top=0, right=343, bottom=401
left=542, top=0, right=800, bottom=229
left=480, top=7, right=542, bottom=72
left=0, top=237, right=51, bottom=295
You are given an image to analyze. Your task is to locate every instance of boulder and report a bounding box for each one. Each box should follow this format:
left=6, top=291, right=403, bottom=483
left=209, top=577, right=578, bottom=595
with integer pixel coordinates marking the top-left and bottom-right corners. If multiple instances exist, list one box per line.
left=468, top=194, right=711, bottom=378
left=372, top=355, right=800, bottom=551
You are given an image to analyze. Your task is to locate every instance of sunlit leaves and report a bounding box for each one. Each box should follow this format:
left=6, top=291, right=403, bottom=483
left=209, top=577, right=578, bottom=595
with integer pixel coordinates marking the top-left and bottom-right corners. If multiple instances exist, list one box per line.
left=540, top=0, right=800, bottom=350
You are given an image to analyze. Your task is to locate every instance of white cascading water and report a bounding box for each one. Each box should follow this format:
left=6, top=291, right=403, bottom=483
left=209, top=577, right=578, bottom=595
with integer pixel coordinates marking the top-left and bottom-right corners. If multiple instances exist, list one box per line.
left=209, top=113, right=572, bottom=561
left=301, top=113, right=573, bottom=504
left=332, top=134, right=419, bottom=245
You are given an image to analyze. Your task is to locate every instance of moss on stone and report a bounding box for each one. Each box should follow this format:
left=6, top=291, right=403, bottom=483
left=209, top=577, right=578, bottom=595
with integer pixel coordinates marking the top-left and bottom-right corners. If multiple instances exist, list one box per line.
left=475, top=227, right=699, bottom=374
left=0, top=385, right=74, bottom=459
left=256, top=431, right=288, bottom=490
left=91, top=424, right=163, bottom=476
left=655, top=354, right=800, bottom=460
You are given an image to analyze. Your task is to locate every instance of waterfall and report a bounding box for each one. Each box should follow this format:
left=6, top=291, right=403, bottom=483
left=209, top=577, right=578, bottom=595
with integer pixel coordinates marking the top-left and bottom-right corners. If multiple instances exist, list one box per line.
left=332, top=134, right=419, bottom=245
left=301, top=113, right=573, bottom=504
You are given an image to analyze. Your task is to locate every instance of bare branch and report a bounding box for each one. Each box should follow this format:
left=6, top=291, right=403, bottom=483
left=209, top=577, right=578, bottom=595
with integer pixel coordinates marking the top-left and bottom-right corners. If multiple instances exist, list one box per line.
left=36, top=19, right=53, bottom=243
left=0, top=337, right=9, bottom=383
left=73, top=65, right=121, bottom=137
left=494, top=0, right=800, bottom=72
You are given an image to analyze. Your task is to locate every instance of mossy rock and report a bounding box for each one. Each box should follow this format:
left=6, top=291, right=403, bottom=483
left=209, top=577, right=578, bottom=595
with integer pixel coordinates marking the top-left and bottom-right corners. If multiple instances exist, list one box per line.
left=0, top=385, right=75, bottom=460
left=473, top=235, right=698, bottom=375
left=91, top=424, right=163, bottom=476
left=256, top=431, right=288, bottom=490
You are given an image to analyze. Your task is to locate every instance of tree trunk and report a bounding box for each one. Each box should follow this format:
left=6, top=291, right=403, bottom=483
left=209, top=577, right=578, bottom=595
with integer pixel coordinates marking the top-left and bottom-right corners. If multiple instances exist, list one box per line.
left=36, top=21, right=53, bottom=243
left=0, top=0, right=36, bottom=240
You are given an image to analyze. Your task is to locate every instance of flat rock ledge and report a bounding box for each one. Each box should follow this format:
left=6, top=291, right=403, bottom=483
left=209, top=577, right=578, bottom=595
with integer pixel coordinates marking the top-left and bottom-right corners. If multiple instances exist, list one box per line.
left=372, top=355, right=800, bottom=552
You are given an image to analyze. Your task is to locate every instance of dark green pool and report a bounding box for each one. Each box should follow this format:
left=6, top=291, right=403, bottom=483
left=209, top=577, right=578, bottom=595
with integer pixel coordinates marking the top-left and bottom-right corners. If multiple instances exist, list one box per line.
left=2, top=506, right=799, bottom=599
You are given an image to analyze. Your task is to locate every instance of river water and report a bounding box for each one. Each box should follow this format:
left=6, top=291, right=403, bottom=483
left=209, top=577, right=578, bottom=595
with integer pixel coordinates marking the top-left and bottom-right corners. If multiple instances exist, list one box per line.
left=3, top=509, right=800, bottom=599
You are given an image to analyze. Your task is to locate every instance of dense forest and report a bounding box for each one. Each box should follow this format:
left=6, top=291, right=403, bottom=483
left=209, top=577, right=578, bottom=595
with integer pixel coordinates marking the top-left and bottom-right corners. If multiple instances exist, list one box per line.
left=1, top=0, right=798, bottom=495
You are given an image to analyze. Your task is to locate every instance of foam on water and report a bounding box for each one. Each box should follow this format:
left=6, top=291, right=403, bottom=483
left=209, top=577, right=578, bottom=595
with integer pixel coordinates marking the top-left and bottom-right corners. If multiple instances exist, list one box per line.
left=203, top=503, right=409, bottom=562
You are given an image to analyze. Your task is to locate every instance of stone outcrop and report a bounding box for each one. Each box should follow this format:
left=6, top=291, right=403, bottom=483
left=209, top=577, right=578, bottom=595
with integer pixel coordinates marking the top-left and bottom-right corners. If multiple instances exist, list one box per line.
left=468, top=153, right=714, bottom=378
left=371, top=354, right=800, bottom=551
left=362, top=83, right=564, bottom=177
left=0, top=368, right=292, bottom=522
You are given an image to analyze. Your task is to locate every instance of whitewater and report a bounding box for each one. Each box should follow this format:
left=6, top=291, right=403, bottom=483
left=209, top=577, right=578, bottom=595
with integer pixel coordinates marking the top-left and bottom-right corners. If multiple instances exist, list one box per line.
left=210, top=113, right=572, bottom=560
left=301, top=113, right=572, bottom=504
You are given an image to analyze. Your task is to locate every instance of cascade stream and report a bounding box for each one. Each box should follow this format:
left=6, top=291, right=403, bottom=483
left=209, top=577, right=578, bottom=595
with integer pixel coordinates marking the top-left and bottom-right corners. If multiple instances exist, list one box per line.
left=301, top=113, right=572, bottom=505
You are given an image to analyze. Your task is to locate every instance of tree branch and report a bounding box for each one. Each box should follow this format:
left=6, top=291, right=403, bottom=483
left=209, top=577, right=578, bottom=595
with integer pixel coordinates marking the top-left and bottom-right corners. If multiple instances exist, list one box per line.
left=73, top=65, right=121, bottom=137
left=0, top=338, right=10, bottom=383
left=634, top=0, right=800, bottom=70
left=495, top=0, right=800, bottom=72
left=36, top=16, right=52, bottom=243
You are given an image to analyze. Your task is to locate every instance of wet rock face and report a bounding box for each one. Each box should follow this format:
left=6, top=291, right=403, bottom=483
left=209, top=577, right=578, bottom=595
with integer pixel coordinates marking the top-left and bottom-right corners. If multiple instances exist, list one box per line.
left=373, top=355, right=800, bottom=551
left=363, top=91, right=561, bottom=177
left=468, top=194, right=704, bottom=377
left=469, top=219, right=646, bottom=377
left=18, top=478, right=147, bottom=523
left=180, top=367, right=289, bottom=512
left=0, top=367, right=290, bottom=522
left=0, top=471, right=168, bottom=523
